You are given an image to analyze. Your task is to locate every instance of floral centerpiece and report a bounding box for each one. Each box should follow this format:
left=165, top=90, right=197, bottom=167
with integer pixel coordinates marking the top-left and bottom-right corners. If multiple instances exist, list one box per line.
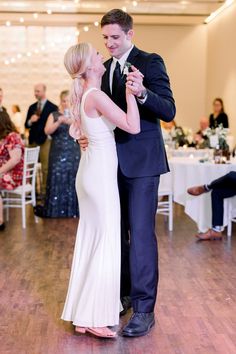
left=170, top=126, right=194, bottom=147
left=204, top=124, right=230, bottom=162
left=204, top=124, right=229, bottom=150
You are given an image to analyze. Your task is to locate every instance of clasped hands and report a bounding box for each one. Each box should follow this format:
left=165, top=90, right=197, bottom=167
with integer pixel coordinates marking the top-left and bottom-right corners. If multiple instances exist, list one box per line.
left=126, top=65, right=145, bottom=98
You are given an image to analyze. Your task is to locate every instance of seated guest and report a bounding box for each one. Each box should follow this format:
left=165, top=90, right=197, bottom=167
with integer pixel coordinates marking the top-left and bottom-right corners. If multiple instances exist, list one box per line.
left=194, top=116, right=209, bottom=146
left=34, top=90, right=80, bottom=218
left=0, top=88, right=7, bottom=112
left=187, top=171, right=236, bottom=240
left=25, top=83, right=58, bottom=195
left=0, top=111, right=24, bottom=230
left=11, top=105, right=25, bottom=136
left=209, top=98, right=229, bottom=129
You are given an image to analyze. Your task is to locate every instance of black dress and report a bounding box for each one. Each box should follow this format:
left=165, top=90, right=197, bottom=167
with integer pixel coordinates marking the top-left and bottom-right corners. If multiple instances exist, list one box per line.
left=44, top=111, right=80, bottom=218
left=209, top=112, right=229, bottom=129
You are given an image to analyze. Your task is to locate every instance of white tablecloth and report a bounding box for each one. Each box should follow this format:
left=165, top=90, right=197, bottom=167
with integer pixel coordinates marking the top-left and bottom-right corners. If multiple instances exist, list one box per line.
left=169, top=148, right=213, bottom=159
left=168, top=157, right=236, bottom=232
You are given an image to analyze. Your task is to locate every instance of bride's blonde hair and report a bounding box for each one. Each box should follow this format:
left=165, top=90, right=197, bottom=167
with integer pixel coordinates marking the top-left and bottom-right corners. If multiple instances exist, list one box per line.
left=64, top=42, right=92, bottom=121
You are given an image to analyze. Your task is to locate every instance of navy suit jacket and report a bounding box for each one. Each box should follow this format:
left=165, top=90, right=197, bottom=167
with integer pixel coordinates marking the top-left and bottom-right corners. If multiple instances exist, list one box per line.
left=101, top=46, right=176, bottom=178
left=25, top=100, right=58, bottom=145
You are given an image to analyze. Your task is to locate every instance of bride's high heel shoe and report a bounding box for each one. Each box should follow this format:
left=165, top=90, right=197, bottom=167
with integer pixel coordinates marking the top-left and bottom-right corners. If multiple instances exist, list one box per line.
left=75, top=326, right=117, bottom=339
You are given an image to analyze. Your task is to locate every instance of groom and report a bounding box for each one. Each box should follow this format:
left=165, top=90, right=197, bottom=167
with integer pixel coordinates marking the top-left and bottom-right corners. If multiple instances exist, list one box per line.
left=81, top=9, right=175, bottom=336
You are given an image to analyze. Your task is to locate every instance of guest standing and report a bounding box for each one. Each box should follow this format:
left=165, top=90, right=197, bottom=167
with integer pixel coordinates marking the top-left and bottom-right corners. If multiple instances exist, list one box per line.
left=25, top=83, right=57, bottom=195
left=11, top=105, right=25, bottom=136
left=37, top=90, right=80, bottom=218
left=0, top=111, right=24, bottom=231
left=209, top=98, right=229, bottom=129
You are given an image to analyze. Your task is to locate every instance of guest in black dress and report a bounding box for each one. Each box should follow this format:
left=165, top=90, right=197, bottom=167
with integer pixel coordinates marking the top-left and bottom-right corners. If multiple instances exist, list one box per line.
left=209, top=98, right=229, bottom=129
left=38, top=90, right=80, bottom=218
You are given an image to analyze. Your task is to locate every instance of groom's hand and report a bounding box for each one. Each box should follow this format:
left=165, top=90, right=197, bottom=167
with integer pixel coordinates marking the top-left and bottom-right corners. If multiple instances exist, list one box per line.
left=77, top=135, right=88, bottom=151
left=127, top=66, right=145, bottom=98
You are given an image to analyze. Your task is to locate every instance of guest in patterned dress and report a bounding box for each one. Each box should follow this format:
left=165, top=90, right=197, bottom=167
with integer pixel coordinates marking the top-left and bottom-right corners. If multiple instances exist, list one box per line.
left=0, top=111, right=24, bottom=230
left=35, top=90, right=80, bottom=218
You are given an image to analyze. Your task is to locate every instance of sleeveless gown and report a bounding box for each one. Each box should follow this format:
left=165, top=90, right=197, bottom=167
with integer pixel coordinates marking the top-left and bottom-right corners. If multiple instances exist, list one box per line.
left=61, top=88, right=121, bottom=327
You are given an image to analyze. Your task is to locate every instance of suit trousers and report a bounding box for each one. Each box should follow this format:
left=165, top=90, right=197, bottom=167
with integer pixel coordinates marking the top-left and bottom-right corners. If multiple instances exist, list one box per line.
left=209, top=171, right=236, bottom=227
left=29, top=138, right=51, bottom=195
left=118, top=166, right=160, bottom=313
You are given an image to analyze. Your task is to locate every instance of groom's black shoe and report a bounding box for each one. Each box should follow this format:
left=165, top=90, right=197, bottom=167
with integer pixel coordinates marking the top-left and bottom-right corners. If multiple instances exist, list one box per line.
left=121, top=312, right=155, bottom=337
left=120, top=296, right=132, bottom=316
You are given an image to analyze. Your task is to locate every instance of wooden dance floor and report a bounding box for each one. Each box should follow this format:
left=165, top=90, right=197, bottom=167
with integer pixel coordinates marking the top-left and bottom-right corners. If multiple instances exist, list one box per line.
left=1, top=205, right=236, bottom=354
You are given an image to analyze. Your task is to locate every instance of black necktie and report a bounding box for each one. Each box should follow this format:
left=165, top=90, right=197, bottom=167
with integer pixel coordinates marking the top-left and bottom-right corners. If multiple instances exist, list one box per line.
left=112, top=61, right=121, bottom=96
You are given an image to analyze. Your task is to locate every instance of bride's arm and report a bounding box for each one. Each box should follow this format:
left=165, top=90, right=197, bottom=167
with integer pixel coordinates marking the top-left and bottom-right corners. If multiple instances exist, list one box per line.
left=91, top=86, right=140, bottom=134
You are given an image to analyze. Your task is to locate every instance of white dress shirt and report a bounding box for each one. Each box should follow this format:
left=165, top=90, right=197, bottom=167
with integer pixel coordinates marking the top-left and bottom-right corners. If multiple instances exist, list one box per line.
left=109, top=45, right=134, bottom=93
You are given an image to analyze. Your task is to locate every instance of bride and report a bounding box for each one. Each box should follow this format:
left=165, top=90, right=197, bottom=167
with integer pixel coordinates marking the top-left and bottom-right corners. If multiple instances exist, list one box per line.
left=61, top=43, right=140, bottom=339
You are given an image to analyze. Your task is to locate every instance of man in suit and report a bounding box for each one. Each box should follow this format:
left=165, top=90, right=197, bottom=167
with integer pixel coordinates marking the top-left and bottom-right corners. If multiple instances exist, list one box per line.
left=25, top=83, right=57, bottom=194
left=79, top=9, right=175, bottom=337
left=188, top=171, right=236, bottom=240
left=0, top=88, right=7, bottom=112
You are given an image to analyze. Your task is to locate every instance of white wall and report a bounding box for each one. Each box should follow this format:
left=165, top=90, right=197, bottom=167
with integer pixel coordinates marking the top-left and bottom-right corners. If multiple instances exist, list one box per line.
left=0, top=23, right=207, bottom=133
left=206, top=3, right=236, bottom=137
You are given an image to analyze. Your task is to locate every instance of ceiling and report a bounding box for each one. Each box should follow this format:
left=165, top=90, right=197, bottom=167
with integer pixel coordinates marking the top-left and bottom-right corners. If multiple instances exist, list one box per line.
left=0, top=1, right=228, bottom=25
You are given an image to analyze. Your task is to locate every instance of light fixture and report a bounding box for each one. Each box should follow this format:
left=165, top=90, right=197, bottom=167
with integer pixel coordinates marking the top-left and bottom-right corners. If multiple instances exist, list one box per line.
left=47, top=9, right=52, bottom=15
left=94, top=21, right=99, bottom=27
left=27, top=52, right=32, bottom=57
left=6, top=21, right=11, bottom=26
left=33, top=13, right=38, bottom=19
left=205, top=0, right=234, bottom=24
left=10, top=58, right=15, bottom=63
left=75, top=30, right=80, bottom=36
left=19, top=17, right=24, bottom=23
left=4, top=60, right=10, bottom=65
left=122, top=6, right=127, bottom=12
left=132, top=1, right=138, bottom=7
left=83, top=26, right=89, bottom=32
left=17, top=53, right=22, bottom=59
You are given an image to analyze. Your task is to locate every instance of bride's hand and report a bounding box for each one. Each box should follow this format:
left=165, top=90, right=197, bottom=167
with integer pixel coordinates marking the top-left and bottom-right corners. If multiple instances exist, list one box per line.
left=126, top=80, right=135, bottom=95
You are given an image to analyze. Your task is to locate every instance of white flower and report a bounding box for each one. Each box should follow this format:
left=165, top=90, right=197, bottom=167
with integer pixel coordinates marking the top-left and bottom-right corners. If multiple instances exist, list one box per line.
left=123, top=62, right=132, bottom=76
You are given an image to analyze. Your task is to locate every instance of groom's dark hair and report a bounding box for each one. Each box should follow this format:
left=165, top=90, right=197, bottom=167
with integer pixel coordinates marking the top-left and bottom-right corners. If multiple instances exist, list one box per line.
left=101, top=9, right=133, bottom=33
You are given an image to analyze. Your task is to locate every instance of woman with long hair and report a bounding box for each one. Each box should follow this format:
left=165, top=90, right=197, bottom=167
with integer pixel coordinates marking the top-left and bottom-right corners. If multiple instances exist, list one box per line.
left=0, top=111, right=24, bottom=230
left=209, top=98, right=229, bottom=129
left=61, top=43, right=140, bottom=338
left=34, top=90, right=80, bottom=218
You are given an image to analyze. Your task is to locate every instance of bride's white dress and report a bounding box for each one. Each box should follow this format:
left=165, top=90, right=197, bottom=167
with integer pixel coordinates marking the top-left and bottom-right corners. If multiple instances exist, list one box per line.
left=61, top=88, right=121, bottom=327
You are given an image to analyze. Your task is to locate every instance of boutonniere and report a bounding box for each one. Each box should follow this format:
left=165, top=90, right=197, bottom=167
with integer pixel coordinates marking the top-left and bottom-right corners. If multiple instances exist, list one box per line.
left=123, top=61, right=132, bottom=76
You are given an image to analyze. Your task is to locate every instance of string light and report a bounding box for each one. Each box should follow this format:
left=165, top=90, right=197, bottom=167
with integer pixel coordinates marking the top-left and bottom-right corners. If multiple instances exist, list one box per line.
left=47, top=9, right=52, bottom=15
left=33, top=13, right=38, bottom=19
left=132, top=1, right=138, bottom=7
left=122, top=6, right=127, bottom=12
left=3, top=19, right=102, bottom=65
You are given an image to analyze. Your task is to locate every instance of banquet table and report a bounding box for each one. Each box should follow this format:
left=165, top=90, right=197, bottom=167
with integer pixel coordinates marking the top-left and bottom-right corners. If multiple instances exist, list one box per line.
left=168, top=157, right=236, bottom=232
